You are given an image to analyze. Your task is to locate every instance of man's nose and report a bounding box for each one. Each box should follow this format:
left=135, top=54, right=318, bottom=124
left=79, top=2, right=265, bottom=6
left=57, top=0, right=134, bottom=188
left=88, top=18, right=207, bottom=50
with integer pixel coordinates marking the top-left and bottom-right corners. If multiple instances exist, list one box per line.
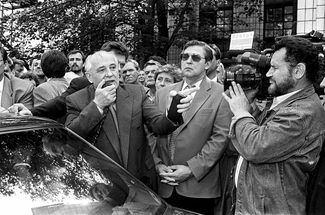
left=266, top=68, right=273, bottom=77
left=320, top=77, right=325, bottom=88
left=105, top=69, right=114, bottom=77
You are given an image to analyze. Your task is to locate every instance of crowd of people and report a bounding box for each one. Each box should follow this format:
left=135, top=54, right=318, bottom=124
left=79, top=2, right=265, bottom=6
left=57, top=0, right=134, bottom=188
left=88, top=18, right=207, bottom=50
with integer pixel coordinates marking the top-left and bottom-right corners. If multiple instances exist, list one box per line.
left=0, top=37, right=324, bottom=215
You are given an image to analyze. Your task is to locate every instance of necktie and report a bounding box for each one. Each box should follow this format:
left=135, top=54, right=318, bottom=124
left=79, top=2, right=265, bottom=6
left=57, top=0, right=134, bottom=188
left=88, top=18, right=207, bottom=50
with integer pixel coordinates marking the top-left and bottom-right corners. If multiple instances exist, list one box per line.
left=108, top=104, right=125, bottom=167
left=169, top=84, right=195, bottom=162
left=109, top=104, right=119, bottom=135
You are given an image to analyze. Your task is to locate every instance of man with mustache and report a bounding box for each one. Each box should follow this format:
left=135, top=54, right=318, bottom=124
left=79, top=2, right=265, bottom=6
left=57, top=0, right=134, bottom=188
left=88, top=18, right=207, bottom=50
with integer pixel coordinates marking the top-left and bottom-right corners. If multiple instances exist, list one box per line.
left=64, top=50, right=85, bottom=84
left=223, top=36, right=325, bottom=214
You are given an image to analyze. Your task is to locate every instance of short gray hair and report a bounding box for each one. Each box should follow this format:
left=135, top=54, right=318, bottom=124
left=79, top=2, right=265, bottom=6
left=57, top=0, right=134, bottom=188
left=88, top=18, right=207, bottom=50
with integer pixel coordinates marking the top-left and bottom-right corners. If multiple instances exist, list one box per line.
left=84, top=51, right=118, bottom=74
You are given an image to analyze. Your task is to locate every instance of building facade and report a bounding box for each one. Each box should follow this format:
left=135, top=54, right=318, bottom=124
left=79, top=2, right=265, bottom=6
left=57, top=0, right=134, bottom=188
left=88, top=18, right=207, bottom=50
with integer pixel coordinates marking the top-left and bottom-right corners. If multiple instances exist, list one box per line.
left=167, top=0, right=325, bottom=64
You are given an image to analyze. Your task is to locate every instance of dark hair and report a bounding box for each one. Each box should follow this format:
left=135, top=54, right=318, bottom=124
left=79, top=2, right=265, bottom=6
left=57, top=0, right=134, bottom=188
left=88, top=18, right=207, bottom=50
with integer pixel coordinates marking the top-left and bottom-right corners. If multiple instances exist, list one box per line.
left=100, top=41, right=129, bottom=59
left=209, top=43, right=221, bottom=59
left=41, top=50, right=68, bottom=78
left=20, top=72, right=40, bottom=86
left=274, top=36, right=320, bottom=83
left=154, top=64, right=182, bottom=82
left=182, top=40, right=213, bottom=62
left=0, top=47, right=8, bottom=63
left=148, top=55, right=167, bottom=65
left=143, top=61, right=160, bottom=69
left=10, top=59, right=25, bottom=70
left=67, top=49, right=85, bottom=61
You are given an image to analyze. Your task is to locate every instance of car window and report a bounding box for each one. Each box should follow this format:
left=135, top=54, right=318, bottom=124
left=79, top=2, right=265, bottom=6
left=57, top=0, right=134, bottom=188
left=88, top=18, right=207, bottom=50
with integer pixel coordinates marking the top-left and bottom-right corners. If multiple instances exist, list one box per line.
left=0, top=126, right=165, bottom=215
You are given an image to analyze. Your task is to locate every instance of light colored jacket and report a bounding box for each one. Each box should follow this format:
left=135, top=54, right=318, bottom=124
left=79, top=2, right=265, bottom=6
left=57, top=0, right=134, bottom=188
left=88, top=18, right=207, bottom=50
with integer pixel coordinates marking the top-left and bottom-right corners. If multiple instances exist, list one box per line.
left=33, top=77, right=68, bottom=107
left=154, top=77, right=232, bottom=198
left=1, top=73, right=34, bottom=109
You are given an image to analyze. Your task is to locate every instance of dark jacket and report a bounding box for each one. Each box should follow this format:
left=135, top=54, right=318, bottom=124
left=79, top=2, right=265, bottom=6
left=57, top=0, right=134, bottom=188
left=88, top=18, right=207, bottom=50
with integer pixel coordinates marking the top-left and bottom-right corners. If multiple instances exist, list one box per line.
left=307, top=141, right=325, bottom=215
left=31, top=77, right=90, bottom=119
left=65, top=84, right=179, bottom=185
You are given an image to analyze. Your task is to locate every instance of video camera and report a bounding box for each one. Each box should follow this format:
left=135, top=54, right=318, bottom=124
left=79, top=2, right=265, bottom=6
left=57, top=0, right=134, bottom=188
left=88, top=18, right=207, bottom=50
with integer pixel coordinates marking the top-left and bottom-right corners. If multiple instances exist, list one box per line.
left=221, top=49, right=273, bottom=100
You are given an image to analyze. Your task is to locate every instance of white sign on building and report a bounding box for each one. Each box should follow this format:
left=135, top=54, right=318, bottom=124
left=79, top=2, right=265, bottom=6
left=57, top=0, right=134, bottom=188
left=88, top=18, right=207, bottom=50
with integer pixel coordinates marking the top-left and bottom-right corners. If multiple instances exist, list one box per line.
left=229, top=31, right=255, bottom=50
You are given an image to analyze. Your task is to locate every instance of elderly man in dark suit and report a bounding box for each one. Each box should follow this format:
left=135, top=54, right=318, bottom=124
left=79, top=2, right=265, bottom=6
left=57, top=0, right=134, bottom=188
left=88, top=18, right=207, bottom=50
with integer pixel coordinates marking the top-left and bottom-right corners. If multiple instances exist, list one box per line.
left=65, top=50, right=196, bottom=189
left=153, top=40, right=232, bottom=215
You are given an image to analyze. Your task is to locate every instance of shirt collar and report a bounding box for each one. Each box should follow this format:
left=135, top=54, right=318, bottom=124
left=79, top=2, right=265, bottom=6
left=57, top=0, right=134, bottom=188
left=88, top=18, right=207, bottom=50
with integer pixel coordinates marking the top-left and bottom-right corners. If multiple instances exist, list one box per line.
left=270, top=89, right=301, bottom=110
left=182, top=79, right=203, bottom=91
left=0, top=76, right=4, bottom=106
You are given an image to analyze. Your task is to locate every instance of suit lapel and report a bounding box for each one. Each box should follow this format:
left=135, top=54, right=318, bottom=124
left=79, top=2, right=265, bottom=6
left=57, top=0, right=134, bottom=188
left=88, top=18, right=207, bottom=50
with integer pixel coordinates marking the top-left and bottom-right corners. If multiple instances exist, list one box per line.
left=97, top=85, right=123, bottom=166
left=116, top=86, right=132, bottom=169
left=1, top=76, right=13, bottom=109
left=178, top=77, right=211, bottom=133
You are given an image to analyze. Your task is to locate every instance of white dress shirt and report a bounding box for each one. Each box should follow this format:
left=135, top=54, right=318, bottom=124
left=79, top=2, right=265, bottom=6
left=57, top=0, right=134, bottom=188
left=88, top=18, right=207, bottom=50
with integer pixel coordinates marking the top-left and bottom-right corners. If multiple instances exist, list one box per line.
left=0, top=77, right=4, bottom=107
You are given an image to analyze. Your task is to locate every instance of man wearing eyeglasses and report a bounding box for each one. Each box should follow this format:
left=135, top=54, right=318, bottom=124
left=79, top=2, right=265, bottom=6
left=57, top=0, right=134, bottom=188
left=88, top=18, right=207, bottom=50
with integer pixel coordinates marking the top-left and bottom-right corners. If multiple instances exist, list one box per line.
left=153, top=40, right=232, bottom=215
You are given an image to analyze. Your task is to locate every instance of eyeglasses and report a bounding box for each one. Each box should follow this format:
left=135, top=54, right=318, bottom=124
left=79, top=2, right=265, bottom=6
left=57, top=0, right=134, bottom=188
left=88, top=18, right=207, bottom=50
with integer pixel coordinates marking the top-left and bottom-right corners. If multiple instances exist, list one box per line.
left=180, top=53, right=205, bottom=62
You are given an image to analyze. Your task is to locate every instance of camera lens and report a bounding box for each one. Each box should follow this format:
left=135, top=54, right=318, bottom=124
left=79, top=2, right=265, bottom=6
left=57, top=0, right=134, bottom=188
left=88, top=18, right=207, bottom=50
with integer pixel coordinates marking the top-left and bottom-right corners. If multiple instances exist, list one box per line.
left=224, top=64, right=262, bottom=90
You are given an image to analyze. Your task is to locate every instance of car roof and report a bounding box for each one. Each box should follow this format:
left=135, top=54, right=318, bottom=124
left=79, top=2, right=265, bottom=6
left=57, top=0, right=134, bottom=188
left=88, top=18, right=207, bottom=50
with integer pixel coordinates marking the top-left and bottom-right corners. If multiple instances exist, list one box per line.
left=0, top=116, right=62, bottom=134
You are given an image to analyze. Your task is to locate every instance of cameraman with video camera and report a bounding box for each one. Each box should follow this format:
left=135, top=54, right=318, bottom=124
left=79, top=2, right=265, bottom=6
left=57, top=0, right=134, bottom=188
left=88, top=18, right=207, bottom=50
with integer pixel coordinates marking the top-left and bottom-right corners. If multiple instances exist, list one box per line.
left=222, top=36, right=325, bottom=214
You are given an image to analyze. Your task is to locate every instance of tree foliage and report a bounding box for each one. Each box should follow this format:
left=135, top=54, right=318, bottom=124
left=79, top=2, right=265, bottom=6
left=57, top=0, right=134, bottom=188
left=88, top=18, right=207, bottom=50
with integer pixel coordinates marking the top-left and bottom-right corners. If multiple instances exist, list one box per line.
left=0, top=0, right=262, bottom=62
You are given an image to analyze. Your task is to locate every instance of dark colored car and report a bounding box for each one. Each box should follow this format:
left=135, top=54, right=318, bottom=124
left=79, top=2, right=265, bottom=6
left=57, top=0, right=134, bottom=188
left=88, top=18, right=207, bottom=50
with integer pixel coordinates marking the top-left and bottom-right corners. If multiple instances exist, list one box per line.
left=0, top=116, right=200, bottom=215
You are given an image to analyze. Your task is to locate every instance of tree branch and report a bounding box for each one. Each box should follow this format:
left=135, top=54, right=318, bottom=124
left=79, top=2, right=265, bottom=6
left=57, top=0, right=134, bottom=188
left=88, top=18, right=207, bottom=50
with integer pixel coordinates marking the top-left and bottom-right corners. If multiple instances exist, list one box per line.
left=166, top=0, right=191, bottom=51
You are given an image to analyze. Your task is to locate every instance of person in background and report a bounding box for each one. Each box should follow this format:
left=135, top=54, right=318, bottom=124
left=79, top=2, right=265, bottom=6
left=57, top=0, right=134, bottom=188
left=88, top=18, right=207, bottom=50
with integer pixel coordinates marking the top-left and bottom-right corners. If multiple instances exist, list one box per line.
left=0, top=47, right=34, bottom=109
left=11, top=59, right=26, bottom=77
left=20, top=72, right=40, bottom=87
left=64, top=49, right=85, bottom=84
left=147, top=56, right=167, bottom=66
left=154, top=64, right=182, bottom=91
left=121, top=59, right=139, bottom=84
left=137, top=70, right=146, bottom=86
left=143, top=61, right=160, bottom=102
left=30, top=56, right=47, bottom=85
left=207, top=43, right=224, bottom=84
left=33, top=50, right=69, bottom=106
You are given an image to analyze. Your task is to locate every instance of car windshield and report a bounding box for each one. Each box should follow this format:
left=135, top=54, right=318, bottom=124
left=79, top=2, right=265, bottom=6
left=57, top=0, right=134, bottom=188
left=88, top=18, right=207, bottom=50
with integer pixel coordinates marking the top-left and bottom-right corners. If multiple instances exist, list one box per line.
left=0, top=124, right=165, bottom=215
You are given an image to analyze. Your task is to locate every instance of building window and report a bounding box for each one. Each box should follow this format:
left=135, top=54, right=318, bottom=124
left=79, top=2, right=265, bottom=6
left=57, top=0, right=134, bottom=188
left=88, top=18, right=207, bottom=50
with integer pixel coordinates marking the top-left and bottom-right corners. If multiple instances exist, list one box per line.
left=264, top=5, right=295, bottom=38
left=216, top=2, right=233, bottom=38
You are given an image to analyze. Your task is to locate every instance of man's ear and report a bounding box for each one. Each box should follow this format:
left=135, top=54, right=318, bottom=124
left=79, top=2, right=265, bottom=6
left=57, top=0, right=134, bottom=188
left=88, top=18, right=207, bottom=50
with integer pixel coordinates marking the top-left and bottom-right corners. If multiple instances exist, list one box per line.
left=293, top=63, right=306, bottom=79
left=85, top=72, right=93, bottom=83
left=205, top=60, right=211, bottom=70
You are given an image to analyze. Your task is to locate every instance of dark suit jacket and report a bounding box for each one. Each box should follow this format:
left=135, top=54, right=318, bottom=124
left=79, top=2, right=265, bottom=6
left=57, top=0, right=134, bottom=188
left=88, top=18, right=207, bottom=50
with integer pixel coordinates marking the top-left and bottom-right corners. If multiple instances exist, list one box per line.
left=1, top=73, right=34, bottom=109
left=65, top=83, right=178, bottom=180
left=31, top=77, right=90, bottom=119
left=154, top=77, right=232, bottom=198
